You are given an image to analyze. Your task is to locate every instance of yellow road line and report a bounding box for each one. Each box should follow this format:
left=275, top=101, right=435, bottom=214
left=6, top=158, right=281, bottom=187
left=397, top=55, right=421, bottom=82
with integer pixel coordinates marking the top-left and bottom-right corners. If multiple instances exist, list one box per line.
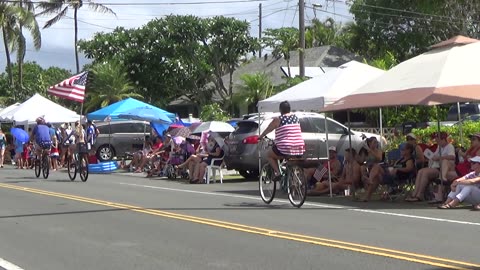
left=0, top=183, right=477, bottom=270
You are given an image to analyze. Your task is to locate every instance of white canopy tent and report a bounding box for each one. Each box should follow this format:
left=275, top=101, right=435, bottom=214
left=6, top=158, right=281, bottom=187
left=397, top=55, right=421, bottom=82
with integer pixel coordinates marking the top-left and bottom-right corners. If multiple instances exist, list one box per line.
left=259, top=61, right=385, bottom=112
left=1, top=93, right=80, bottom=123
left=0, top=102, right=20, bottom=121
left=257, top=61, right=385, bottom=198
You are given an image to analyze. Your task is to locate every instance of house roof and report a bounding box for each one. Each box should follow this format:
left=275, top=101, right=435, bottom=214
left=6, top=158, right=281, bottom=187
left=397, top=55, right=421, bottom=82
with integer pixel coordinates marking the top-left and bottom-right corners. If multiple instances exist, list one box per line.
left=213, top=45, right=362, bottom=100
left=168, top=45, right=362, bottom=105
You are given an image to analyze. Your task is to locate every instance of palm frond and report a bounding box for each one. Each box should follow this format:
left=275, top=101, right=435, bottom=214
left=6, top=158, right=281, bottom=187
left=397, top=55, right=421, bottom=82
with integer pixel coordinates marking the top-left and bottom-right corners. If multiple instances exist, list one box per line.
left=43, top=6, right=68, bottom=28
left=36, top=0, right=64, bottom=16
left=87, top=2, right=116, bottom=16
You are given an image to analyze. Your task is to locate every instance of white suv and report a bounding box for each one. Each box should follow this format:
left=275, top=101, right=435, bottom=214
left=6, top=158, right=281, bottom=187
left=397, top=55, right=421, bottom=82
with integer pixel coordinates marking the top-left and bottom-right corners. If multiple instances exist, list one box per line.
left=224, top=112, right=386, bottom=179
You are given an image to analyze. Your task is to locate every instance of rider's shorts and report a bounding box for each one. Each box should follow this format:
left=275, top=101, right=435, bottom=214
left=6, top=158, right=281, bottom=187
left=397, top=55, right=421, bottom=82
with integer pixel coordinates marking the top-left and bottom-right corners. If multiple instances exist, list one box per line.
left=36, top=141, right=52, bottom=150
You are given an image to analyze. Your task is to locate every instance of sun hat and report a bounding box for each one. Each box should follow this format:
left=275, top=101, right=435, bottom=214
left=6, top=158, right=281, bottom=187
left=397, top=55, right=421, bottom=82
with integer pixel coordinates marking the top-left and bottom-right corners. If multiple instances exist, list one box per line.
left=406, top=133, right=416, bottom=140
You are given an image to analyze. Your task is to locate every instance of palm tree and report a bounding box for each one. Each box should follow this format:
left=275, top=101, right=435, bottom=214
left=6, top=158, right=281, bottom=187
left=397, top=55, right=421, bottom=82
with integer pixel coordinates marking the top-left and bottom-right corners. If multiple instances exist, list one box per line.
left=13, top=0, right=41, bottom=91
left=37, top=0, right=115, bottom=73
left=233, top=73, right=275, bottom=113
left=0, top=2, right=40, bottom=101
left=261, top=28, right=299, bottom=77
left=84, top=60, right=143, bottom=112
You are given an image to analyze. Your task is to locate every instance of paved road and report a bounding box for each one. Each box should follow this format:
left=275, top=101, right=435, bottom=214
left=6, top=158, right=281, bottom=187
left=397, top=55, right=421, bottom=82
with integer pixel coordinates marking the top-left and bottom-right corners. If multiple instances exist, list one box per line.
left=0, top=166, right=479, bottom=270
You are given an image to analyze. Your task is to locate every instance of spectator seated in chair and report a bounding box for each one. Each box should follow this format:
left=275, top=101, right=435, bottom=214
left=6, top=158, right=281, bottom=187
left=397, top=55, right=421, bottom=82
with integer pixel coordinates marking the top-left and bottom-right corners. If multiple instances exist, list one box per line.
left=304, top=146, right=342, bottom=191
left=406, top=132, right=455, bottom=202
left=308, top=148, right=361, bottom=196
left=175, top=139, right=205, bottom=181
left=455, top=133, right=480, bottom=177
left=190, top=135, right=224, bottom=184
left=438, top=156, right=480, bottom=209
left=405, top=133, right=426, bottom=169
left=361, top=142, right=415, bottom=202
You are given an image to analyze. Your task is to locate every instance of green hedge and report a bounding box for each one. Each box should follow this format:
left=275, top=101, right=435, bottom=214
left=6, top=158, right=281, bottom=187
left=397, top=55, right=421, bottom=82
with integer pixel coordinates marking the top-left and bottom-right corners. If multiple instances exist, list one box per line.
left=385, top=121, right=480, bottom=151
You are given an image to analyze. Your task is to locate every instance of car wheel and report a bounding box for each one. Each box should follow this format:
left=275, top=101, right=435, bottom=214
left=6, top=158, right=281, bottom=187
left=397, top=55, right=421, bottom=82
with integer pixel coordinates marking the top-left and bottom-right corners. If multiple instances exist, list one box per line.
left=239, top=170, right=259, bottom=179
left=97, top=145, right=115, bottom=162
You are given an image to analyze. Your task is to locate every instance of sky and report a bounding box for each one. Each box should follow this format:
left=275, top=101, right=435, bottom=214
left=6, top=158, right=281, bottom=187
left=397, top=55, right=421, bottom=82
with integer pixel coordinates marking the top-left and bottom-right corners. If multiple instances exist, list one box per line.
left=3, top=0, right=352, bottom=73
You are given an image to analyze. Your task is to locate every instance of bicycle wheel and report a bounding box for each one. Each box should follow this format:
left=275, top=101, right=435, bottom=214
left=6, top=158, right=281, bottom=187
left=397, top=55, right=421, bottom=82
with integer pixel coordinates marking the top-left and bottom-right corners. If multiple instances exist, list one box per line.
left=287, top=165, right=307, bottom=208
left=67, top=155, right=77, bottom=181
left=79, top=155, right=89, bottom=182
left=42, top=155, right=50, bottom=179
left=34, top=157, right=41, bottom=178
left=259, top=164, right=276, bottom=204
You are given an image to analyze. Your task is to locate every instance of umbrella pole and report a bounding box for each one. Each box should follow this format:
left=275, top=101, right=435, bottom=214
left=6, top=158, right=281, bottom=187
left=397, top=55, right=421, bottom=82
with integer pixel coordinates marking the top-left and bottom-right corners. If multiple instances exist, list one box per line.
left=257, top=109, right=261, bottom=184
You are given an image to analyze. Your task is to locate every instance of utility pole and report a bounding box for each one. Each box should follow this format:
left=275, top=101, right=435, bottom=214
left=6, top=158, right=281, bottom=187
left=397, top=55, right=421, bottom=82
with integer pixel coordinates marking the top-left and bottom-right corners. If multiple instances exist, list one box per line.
left=299, top=0, right=305, bottom=77
left=259, top=3, right=262, bottom=58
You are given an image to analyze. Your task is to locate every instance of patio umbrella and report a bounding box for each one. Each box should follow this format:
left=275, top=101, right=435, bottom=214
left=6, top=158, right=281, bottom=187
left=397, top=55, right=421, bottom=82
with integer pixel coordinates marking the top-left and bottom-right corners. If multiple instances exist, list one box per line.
left=10, top=127, right=29, bottom=143
left=191, top=121, right=235, bottom=135
left=117, top=106, right=173, bottom=124
left=208, top=131, right=225, bottom=148
left=322, top=36, right=480, bottom=112
left=169, top=126, right=191, bottom=138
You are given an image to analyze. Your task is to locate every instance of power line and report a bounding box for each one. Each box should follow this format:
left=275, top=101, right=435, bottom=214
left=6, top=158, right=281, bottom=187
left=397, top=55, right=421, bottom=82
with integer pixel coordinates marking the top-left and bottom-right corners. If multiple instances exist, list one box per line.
left=3, top=0, right=267, bottom=5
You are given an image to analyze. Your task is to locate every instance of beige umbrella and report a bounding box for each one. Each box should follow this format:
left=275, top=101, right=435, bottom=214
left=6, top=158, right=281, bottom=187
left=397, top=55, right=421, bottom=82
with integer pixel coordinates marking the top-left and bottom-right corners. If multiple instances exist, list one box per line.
left=322, top=36, right=480, bottom=112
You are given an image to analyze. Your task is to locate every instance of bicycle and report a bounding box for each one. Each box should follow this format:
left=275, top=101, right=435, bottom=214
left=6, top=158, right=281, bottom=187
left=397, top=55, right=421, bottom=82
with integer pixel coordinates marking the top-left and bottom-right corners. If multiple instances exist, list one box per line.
left=34, top=147, right=50, bottom=179
left=259, top=138, right=308, bottom=208
left=67, top=143, right=89, bottom=182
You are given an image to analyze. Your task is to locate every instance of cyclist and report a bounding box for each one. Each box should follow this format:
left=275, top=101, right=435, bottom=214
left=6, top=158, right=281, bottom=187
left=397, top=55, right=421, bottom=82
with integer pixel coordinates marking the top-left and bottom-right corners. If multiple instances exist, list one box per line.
left=259, top=100, right=305, bottom=181
left=67, top=121, right=88, bottom=163
left=31, top=117, right=53, bottom=161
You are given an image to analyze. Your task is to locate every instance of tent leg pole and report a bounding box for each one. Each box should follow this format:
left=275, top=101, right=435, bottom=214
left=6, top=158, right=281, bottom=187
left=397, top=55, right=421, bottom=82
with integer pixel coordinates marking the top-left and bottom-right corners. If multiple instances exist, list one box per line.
left=324, top=113, right=332, bottom=198
left=347, top=110, right=355, bottom=199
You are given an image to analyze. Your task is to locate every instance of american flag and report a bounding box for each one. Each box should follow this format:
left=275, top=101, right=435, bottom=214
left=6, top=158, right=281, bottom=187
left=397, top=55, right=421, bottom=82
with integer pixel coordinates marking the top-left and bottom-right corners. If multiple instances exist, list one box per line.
left=274, top=114, right=305, bottom=156
left=47, top=71, right=88, bottom=103
left=313, top=165, right=328, bottom=181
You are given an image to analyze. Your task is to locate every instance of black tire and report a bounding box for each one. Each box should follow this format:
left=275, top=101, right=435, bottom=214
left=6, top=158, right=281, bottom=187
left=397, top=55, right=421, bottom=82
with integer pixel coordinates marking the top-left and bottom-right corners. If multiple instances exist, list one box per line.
left=239, top=170, right=259, bottom=180
left=34, top=157, right=41, bottom=178
left=42, top=155, right=50, bottom=179
left=67, top=156, right=77, bottom=181
left=166, top=165, right=176, bottom=179
left=79, top=155, right=89, bottom=182
left=97, top=145, right=114, bottom=162
left=287, top=165, right=307, bottom=208
left=259, top=164, right=276, bottom=204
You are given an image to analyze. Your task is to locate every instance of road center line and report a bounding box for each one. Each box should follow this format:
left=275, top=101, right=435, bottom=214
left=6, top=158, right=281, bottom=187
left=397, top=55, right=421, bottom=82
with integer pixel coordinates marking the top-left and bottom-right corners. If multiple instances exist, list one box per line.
left=119, top=182, right=480, bottom=227
left=0, top=183, right=478, bottom=270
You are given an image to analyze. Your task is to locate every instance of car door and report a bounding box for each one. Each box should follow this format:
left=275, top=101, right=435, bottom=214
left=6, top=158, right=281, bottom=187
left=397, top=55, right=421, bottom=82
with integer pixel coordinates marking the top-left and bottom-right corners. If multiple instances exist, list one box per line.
left=305, top=117, right=328, bottom=159
left=325, top=118, right=352, bottom=157
left=299, top=117, right=324, bottom=159
left=111, top=122, right=145, bottom=155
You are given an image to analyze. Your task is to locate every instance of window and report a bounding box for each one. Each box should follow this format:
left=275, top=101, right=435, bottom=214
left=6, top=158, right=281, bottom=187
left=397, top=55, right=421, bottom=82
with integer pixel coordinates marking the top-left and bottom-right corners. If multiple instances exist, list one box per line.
left=110, top=123, right=132, bottom=133
left=307, top=118, right=326, bottom=133
left=326, top=119, right=346, bottom=134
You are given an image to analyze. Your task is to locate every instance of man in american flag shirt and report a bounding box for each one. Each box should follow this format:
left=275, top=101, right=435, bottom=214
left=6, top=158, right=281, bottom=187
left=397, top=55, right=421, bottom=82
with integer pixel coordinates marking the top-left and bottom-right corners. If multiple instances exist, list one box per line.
left=259, top=101, right=305, bottom=181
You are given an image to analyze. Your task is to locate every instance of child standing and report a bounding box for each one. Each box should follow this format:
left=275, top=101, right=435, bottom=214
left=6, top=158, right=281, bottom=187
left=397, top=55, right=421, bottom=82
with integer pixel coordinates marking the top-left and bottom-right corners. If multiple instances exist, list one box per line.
left=14, top=138, right=24, bottom=169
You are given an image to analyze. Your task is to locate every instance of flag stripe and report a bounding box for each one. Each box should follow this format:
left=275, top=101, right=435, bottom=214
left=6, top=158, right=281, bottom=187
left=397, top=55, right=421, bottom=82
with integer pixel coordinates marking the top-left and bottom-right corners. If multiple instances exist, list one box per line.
left=47, top=71, right=88, bottom=103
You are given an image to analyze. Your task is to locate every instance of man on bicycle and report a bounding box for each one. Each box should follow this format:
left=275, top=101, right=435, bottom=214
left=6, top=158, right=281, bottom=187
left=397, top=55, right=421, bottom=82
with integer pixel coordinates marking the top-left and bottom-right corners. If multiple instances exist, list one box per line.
left=31, top=117, right=53, bottom=159
left=259, top=101, right=305, bottom=181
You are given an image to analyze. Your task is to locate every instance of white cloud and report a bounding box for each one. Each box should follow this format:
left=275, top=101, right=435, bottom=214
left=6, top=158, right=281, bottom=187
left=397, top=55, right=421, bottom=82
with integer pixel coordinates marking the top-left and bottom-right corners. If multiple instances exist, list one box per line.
left=2, top=0, right=352, bottom=72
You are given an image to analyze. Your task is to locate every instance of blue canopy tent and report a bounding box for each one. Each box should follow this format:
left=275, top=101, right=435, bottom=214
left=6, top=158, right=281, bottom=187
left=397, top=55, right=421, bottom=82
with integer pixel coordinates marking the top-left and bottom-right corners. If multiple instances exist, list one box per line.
left=87, top=98, right=176, bottom=122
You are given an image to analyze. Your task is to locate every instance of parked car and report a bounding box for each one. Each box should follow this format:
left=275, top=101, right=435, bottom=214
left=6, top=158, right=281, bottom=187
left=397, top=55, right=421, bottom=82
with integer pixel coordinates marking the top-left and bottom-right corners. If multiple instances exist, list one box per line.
left=94, top=120, right=151, bottom=161
left=224, top=112, right=387, bottom=179
left=446, top=103, right=480, bottom=121
left=453, top=114, right=480, bottom=126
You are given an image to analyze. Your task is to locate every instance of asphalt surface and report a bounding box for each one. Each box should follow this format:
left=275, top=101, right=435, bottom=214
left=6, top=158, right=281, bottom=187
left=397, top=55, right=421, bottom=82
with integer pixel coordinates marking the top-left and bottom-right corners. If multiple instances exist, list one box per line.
left=0, top=165, right=479, bottom=270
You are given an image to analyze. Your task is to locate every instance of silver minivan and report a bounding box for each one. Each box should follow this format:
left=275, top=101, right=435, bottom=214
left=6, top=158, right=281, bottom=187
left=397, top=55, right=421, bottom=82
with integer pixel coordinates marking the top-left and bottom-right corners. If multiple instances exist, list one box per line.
left=224, top=112, right=386, bottom=179
left=94, top=120, right=151, bottom=161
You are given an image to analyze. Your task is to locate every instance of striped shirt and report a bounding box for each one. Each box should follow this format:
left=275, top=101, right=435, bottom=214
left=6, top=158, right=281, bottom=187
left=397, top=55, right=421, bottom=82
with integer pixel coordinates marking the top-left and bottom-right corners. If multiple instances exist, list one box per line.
left=275, top=114, right=305, bottom=156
